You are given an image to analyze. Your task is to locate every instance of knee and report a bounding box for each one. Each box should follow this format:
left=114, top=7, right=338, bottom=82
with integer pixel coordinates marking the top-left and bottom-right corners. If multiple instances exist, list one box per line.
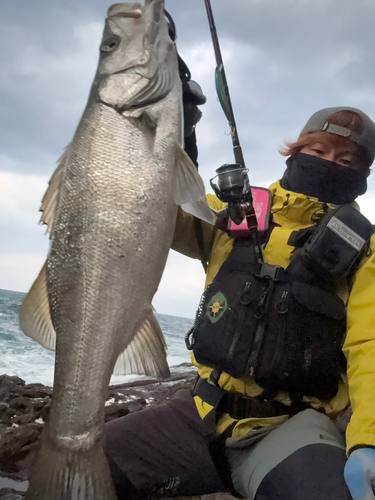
left=256, top=444, right=351, bottom=500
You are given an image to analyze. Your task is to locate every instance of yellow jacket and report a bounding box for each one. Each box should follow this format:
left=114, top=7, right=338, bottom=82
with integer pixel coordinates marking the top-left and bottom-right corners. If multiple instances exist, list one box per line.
left=172, top=180, right=375, bottom=453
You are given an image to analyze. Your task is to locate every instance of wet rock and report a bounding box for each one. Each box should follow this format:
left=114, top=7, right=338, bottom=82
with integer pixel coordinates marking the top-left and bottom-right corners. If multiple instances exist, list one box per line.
left=0, top=377, right=25, bottom=398
left=35, top=400, right=50, bottom=422
left=8, top=400, right=29, bottom=413
left=18, top=386, right=51, bottom=400
left=105, top=403, right=130, bottom=422
left=0, top=367, right=197, bottom=485
left=1, top=367, right=319, bottom=500
left=0, top=491, right=238, bottom=500
left=0, top=406, right=8, bottom=418
left=10, top=415, right=35, bottom=427
left=0, top=490, right=25, bottom=500
left=174, top=495, right=237, bottom=500
left=0, top=424, right=41, bottom=475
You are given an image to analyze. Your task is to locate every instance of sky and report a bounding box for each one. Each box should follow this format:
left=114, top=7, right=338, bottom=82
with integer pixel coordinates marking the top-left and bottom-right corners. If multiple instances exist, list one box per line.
left=1, top=0, right=375, bottom=319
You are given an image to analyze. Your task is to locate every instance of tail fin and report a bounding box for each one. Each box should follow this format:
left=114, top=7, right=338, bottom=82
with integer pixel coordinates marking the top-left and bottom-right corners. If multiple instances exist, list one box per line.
left=26, top=435, right=117, bottom=500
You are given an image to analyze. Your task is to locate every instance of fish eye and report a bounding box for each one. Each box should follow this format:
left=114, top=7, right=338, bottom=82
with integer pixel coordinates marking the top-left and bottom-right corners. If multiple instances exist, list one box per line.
left=100, top=42, right=117, bottom=52
left=100, top=38, right=119, bottom=53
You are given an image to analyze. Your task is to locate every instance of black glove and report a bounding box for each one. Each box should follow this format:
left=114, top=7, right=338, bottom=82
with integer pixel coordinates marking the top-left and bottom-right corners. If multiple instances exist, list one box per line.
left=182, top=79, right=207, bottom=168
left=165, top=9, right=207, bottom=168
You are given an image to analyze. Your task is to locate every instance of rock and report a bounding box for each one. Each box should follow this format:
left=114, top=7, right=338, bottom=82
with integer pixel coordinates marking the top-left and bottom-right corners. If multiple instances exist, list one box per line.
left=17, top=386, right=51, bottom=400
left=10, top=415, right=35, bottom=427
left=0, top=367, right=197, bottom=487
left=105, top=403, right=130, bottom=422
left=35, top=400, right=50, bottom=422
left=0, top=376, right=25, bottom=392
left=0, top=378, right=24, bottom=404
left=5, top=369, right=351, bottom=500
left=174, top=495, right=237, bottom=500
left=0, top=491, right=239, bottom=500
left=8, top=400, right=30, bottom=413
left=0, top=424, right=42, bottom=475
left=0, top=406, right=8, bottom=418
left=0, top=490, right=25, bottom=500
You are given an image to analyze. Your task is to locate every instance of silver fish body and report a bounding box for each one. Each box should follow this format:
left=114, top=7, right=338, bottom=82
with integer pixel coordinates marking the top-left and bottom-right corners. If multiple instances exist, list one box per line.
left=47, top=90, right=179, bottom=445
left=22, top=2, right=214, bottom=498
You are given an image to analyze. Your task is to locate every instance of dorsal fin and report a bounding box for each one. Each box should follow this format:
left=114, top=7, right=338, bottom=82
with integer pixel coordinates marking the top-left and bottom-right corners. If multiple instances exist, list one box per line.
left=39, top=145, right=69, bottom=233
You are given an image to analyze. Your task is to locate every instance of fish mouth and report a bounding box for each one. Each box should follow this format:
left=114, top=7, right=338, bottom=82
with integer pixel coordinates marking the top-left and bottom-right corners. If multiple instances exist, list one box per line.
left=98, top=0, right=174, bottom=112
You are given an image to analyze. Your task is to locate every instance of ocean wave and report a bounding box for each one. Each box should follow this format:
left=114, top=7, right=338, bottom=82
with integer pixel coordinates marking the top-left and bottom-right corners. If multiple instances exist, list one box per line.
left=0, top=288, right=192, bottom=385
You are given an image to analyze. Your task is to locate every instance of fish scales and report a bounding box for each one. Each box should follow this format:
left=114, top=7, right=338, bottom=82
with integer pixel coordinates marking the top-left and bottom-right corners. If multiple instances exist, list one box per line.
left=21, top=1, right=214, bottom=498
left=48, top=98, right=178, bottom=444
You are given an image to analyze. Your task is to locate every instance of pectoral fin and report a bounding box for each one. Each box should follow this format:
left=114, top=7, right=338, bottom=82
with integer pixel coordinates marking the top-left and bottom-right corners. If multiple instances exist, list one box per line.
left=173, top=144, right=216, bottom=225
left=114, top=309, right=170, bottom=379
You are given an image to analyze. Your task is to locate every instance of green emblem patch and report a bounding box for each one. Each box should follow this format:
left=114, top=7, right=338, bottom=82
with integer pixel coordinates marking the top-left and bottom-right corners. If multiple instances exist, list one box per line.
left=206, top=292, right=228, bottom=324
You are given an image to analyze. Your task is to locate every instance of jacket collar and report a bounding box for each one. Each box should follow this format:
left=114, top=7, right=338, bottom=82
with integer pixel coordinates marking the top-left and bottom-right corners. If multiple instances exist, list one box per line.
left=268, top=180, right=350, bottom=226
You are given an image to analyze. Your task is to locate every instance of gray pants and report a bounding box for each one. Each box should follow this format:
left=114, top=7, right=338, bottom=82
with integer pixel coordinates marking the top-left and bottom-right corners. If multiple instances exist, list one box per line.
left=104, top=390, right=351, bottom=499
left=226, top=408, right=350, bottom=499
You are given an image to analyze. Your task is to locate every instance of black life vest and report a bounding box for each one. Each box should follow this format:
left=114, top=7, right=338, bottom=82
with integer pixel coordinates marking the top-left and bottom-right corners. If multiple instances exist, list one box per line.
left=186, top=205, right=373, bottom=402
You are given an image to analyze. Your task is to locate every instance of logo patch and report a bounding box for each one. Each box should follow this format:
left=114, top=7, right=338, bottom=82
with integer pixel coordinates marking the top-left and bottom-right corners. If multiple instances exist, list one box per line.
left=327, top=216, right=365, bottom=251
left=206, top=292, right=228, bottom=324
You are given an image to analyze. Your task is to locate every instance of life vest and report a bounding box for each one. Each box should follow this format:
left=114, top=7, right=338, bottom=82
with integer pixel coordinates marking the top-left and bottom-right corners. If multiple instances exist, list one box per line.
left=187, top=205, right=373, bottom=402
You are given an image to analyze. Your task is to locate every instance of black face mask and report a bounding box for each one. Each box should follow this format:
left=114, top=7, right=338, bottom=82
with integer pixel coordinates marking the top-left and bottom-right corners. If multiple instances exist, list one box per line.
left=280, top=153, right=368, bottom=205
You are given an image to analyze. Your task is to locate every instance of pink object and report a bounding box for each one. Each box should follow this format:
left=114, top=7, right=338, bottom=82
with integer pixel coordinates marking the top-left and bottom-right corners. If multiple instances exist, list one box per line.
left=228, top=186, right=272, bottom=238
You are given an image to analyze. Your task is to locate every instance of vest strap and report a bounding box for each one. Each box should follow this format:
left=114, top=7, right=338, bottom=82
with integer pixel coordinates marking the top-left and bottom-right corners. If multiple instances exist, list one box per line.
left=193, top=377, right=295, bottom=420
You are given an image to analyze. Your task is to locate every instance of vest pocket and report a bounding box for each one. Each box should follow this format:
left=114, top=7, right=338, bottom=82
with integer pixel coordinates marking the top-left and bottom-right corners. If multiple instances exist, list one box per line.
left=191, top=271, right=265, bottom=378
left=251, top=282, right=290, bottom=389
left=253, top=281, right=347, bottom=400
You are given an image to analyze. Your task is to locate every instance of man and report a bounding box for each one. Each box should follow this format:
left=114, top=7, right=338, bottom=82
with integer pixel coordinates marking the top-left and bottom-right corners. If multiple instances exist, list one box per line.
left=105, top=106, right=375, bottom=500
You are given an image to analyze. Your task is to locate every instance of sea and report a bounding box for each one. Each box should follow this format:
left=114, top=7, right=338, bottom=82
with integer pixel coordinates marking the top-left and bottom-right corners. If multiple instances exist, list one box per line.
left=0, top=288, right=194, bottom=387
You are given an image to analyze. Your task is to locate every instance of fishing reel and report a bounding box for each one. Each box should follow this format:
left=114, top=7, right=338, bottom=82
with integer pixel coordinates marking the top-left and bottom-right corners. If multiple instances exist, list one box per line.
left=210, top=164, right=252, bottom=224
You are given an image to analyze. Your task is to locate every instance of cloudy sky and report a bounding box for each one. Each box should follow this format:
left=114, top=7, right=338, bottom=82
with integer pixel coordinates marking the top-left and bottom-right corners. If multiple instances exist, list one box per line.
left=1, top=0, right=375, bottom=318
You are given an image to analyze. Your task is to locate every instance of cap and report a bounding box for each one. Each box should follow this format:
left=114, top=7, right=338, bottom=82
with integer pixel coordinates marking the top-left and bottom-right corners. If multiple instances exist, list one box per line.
left=300, top=106, right=375, bottom=165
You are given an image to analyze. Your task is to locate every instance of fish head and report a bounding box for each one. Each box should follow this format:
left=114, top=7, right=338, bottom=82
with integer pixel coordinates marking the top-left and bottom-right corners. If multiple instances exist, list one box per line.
left=95, top=1, right=178, bottom=112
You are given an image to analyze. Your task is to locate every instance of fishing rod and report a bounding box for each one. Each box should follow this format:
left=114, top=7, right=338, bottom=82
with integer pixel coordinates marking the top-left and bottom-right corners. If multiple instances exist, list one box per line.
left=204, top=0, right=245, bottom=169
left=204, top=0, right=264, bottom=262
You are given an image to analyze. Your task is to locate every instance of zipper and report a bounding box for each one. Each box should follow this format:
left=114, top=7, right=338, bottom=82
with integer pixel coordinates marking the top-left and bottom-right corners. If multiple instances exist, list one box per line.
left=240, top=281, right=252, bottom=305
left=246, top=279, right=273, bottom=375
left=247, top=322, right=266, bottom=376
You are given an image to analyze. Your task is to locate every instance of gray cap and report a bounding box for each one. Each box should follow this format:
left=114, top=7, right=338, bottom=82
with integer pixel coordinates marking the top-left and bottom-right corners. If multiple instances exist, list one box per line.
left=300, top=106, right=375, bottom=165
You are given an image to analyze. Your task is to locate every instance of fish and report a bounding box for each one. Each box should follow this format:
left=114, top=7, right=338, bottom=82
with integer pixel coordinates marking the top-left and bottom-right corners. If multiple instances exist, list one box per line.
left=19, top=1, right=215, bottom=498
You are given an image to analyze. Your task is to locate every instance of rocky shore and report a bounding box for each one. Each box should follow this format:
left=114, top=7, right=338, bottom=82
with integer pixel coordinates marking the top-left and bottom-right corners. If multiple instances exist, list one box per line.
left=0, top=366, right=237, bottom=500
left=0, top=368, right=351, bottom=500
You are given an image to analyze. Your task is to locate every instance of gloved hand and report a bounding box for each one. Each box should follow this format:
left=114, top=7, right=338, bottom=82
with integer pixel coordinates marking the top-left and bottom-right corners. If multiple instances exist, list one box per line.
left=165, top=9, right=206, bottom=168
left=344, top=447, right=375, bottom=500
left=182, top=80, right=207, bottom=168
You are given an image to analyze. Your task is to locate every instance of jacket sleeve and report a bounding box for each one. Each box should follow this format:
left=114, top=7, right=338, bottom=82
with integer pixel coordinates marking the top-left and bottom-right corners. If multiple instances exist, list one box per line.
left=343, top=234, right=375, bottom=452
left=171, top=195, right=224, bottom=260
